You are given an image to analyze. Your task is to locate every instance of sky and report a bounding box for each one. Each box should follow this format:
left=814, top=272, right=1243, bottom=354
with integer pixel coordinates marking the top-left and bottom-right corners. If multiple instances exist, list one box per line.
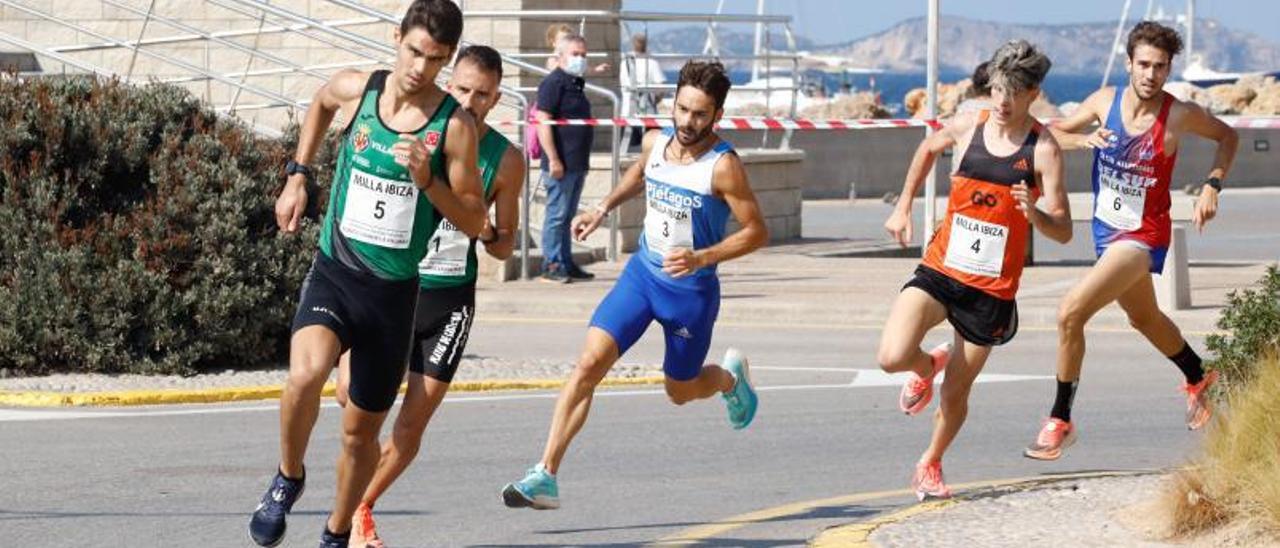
left=622, top=0, right=1280, bottom=46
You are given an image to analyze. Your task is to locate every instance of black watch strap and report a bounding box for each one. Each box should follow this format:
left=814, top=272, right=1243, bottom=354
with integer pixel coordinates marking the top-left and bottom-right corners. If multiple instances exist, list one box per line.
left=286, top=159, right=314, bottom=181
left=1204, top=177, right=1222, bottom=192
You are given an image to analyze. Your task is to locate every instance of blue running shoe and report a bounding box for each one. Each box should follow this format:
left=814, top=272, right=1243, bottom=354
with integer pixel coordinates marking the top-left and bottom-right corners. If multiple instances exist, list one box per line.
left=501, top=463, right=560, bottom=510
left=249, top=469, right=305, bottom=547
left=721, top=348, right=758, bottom=430
left=317, top=527, right=349, bottom=548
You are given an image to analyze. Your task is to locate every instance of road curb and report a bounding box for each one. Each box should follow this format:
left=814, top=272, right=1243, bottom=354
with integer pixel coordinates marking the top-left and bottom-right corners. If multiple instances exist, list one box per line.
left=808, top=470, right=1153, bottom=547
left=0, top=375, right=666, bottom=408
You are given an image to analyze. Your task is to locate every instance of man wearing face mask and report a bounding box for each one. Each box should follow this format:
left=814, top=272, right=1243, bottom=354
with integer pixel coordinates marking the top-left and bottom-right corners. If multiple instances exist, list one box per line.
left=535, top=33, right=595, bottom=282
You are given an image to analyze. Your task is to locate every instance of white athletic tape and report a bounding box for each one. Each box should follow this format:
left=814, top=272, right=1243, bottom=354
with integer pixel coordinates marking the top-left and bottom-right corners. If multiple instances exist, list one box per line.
left=506, top=116, right=1280, bottom=131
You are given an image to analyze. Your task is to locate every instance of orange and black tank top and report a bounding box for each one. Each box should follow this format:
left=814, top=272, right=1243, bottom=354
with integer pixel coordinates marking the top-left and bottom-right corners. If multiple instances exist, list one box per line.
left=922, top=111, right=1041, bottom=300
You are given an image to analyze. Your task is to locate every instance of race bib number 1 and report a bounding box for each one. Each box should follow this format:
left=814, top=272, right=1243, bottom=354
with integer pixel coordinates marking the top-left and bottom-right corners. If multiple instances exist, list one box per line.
left=644, top=198, right=693, bottom=256
left=420, top=221, right=470, bottom=277
left=341, top=169, right=419, bottom=249
left=1094, top=176, right=1145, bottom=231
left=943, top=214, right=1008, bottom=278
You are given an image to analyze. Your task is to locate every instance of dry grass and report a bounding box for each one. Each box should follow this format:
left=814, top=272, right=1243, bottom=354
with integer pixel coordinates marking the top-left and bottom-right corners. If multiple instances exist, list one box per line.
left=1160, top=354, right=1280, bottom=541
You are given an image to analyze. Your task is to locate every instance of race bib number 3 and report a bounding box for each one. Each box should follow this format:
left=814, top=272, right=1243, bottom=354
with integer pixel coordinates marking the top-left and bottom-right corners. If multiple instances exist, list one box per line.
left=644, top=198, right=693, bottom=256
left=1095, top=176, right=1146, bottom=231
left=341, top=170, right=419, bottom=249
left=943, top=214, right=1008, bottom=278
left=420, top=221, right=470, bottom=277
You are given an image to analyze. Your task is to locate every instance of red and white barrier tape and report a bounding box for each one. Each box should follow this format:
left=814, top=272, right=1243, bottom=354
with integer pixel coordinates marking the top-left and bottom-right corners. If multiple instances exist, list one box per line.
left=505, top=116, right=1280, bottom=130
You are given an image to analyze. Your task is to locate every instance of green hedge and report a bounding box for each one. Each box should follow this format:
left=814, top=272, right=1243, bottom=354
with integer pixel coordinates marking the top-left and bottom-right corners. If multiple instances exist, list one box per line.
left=1206, top=264, right=1280, bottom=397
left=0, top=76, right=339, bottom=375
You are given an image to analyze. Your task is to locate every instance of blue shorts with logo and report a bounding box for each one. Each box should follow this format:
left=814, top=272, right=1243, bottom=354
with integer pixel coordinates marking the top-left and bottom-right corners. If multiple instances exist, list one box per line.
left=589, top=255, right=720, bottom=381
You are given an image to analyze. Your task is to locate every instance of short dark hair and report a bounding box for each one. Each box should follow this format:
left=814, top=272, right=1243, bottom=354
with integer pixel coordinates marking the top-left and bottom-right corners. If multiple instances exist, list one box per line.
left=455, top=45, right=503, bottom=79
left=970, top=61, right=991, bottom=97
left=399, top=0, right=463, bottom=48
left=676, top=61, right=732, bottom=110
left=1126, top=21, right=1183, bottom=58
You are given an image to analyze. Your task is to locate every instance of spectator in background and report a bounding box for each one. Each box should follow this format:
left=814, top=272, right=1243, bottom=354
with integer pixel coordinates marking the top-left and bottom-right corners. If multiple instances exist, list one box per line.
left=535, top=33, right=595, bottom=282
left=619, top=32, right=666, bottom=149
left=956, top=61, right=993, bottom=114
left=545, top=23, right=610, bottom=74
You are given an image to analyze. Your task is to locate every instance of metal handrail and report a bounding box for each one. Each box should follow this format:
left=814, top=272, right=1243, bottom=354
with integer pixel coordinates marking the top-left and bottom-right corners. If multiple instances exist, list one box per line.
left=457, top=10, right=792, bottom=24
left=0, top=0, right=305, bottom=112
left=48, top=17, right=383, bottom=54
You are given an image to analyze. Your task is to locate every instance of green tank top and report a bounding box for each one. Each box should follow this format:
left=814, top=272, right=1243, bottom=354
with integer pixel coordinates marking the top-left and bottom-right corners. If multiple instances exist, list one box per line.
left=417, top=128, right=512, bottom=289
left=318, top=70, right=457, bottom=281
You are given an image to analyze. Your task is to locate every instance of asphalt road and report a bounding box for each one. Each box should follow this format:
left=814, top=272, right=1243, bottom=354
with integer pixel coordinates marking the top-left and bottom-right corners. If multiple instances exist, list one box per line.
left=2, top=322, right=1211, bottom=547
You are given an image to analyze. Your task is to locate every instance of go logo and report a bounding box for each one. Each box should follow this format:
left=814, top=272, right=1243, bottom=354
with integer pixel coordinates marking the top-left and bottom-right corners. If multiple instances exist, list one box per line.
left=969, top=190, right=999, bottom=207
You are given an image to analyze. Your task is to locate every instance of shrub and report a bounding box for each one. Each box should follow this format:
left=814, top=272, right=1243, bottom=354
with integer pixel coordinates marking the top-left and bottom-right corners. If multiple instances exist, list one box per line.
left=1205, top=264, right=1280, bottom=396
left=0, top=75, right=338, bottom=375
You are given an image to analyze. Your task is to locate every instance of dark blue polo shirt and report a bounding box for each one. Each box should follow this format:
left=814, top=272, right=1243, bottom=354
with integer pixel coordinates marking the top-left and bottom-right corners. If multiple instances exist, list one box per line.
left=536, top=67, right=594, bottom=173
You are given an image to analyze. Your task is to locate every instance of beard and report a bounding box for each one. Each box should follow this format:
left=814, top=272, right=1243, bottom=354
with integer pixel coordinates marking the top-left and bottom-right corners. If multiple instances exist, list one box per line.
left=676, top=124, right=712, bottom=146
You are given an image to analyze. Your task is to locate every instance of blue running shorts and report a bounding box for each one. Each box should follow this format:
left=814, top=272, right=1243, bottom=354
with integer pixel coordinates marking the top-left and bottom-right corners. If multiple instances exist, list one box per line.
left=589, top=255, right=720, bottom=381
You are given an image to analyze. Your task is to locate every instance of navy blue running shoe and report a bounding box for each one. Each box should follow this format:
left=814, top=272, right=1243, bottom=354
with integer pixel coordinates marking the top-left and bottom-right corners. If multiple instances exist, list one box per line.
left=249, top=469, right=305, bottom=547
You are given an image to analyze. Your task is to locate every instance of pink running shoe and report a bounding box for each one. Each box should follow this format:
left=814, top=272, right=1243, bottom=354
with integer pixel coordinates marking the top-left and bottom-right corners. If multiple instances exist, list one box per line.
left=1023, top=418, right=1077, bottom=461
left=1183, top=370, right=1220, bottom=430
left=912, top=460, right=952, bottom=501
left=898, top=342, right=952, bottom=415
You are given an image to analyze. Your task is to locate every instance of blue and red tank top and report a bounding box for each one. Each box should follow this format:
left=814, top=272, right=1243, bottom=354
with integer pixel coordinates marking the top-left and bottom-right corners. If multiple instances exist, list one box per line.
left=1091, top=89, right=1176, bottom=251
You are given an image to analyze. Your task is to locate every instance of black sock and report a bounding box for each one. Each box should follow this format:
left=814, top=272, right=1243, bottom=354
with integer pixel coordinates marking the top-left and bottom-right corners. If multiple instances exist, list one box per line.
left=1049, top=378, right=1078, bottom=422
left=1168, top=343, right=1205, bottom=385
left=324, top=527, right=350, bottom=539
left=278, top=466, right=304, bottom=483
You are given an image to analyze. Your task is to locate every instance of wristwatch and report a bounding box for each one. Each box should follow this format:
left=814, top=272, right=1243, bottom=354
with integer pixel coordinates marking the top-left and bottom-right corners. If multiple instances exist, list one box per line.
left=285, top=159, right=314, bottom=182
left=1203, top=177, right=1223, bottom=193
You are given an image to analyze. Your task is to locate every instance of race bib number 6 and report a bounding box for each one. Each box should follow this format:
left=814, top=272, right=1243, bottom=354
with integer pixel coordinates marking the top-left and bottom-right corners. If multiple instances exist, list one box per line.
left=943, top=213, right=1008, bottom=278
left=341, top=169, right=419, bottom=248
left=1094, top=174, right=1146, bottom=231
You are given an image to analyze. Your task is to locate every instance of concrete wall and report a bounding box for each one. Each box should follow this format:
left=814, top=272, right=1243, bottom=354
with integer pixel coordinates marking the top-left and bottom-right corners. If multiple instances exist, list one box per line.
left=719, top=126, right=1280, bottom=200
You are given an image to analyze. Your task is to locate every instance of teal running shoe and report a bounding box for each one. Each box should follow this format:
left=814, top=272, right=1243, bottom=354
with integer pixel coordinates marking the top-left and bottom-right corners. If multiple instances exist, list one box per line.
left=501, top=463, right=560, bottom=510
left=721, top=348, right=758, bottom=429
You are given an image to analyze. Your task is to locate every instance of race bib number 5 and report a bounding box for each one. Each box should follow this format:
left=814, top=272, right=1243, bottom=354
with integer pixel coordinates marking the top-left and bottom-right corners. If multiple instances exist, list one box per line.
left=943, top=214, right=1008, bottom=278
left=644, top=198, right=693, bottom=256
left=341, top=169, right=419, bottom=248
left=420, top=220, right=470, bottom=277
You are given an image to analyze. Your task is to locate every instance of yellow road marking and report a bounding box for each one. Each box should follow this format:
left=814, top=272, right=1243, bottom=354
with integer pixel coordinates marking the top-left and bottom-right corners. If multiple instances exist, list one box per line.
left=0, top=376, right=665, bottom=408
left=652, top=470, right=1149, bottom=546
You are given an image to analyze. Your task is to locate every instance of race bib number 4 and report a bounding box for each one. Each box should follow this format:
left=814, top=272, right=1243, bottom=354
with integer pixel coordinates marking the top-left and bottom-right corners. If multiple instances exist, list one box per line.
left=943, top=214, right=1008, bottom=278
left=1095, top=171, right=1147, bottom=231
left=420, top=220, right=470, bottom=277
left=644, top=197, right=693, bottom=256
left=341, top=169, right=419, bottom=249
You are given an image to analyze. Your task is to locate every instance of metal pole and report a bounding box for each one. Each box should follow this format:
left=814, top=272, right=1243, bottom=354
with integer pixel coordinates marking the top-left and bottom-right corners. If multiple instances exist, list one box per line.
left=1101, top=0, right=1133, bottom=89
left=124, top=0, right=157, bottom=83
left=1186, top=0, right=1195, bottom=70
left=923, top=0, right=939, bottom=253
left=228, top=9, right=268, bottom=115
left=609, top=100, right=620, bottom=262
left=751, top=0, right=764, bottom=82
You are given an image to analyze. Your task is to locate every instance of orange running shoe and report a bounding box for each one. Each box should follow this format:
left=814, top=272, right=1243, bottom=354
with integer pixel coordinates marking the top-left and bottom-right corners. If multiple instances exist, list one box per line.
left=911, top=460, right=952, bottom=501
left=1023, top=418, right=1077, bottom=461
left=898, top=342, right=952, bottom=415
left=351, top=502, right=385, bottom=548
left=1183, top=370, right=1219, bottom=430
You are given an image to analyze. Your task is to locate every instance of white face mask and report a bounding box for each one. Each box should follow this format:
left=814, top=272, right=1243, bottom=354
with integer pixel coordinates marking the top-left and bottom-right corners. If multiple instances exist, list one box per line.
left=563, top=55, right=587, bottom=77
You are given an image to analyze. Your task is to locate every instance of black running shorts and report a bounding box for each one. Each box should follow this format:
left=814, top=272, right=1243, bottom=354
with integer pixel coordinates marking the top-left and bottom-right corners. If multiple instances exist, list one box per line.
left=291, top=253, right=417, bottom=413
left=409, top=284, right=476, bottom=382
left=902, top=265, right=1019, bottom=347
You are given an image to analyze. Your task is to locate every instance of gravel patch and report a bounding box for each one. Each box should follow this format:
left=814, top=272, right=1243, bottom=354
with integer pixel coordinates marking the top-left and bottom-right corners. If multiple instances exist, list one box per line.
left=871, top=475, right=1176, bottom=547
left=0, top=356, right=663, bottom=393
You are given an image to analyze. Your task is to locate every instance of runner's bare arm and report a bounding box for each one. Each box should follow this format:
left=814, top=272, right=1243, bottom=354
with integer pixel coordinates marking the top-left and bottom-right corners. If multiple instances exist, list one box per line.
left=482, top=146, right=527, bottom=260
left=663, top=152, right=767, bottom=278
left=1177, top=101, right=1238, bottom=230
left=571, top=129, right=655, bottom=241
left=424, top=110, right=487, bottom=237
left=884, top=111, right=972, bottom=246
left=1024, top=132, right=1072, bottom=243
left=275, top=69, right=367, bottom=233
left=1048, top=87, right=1111, bottom=150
